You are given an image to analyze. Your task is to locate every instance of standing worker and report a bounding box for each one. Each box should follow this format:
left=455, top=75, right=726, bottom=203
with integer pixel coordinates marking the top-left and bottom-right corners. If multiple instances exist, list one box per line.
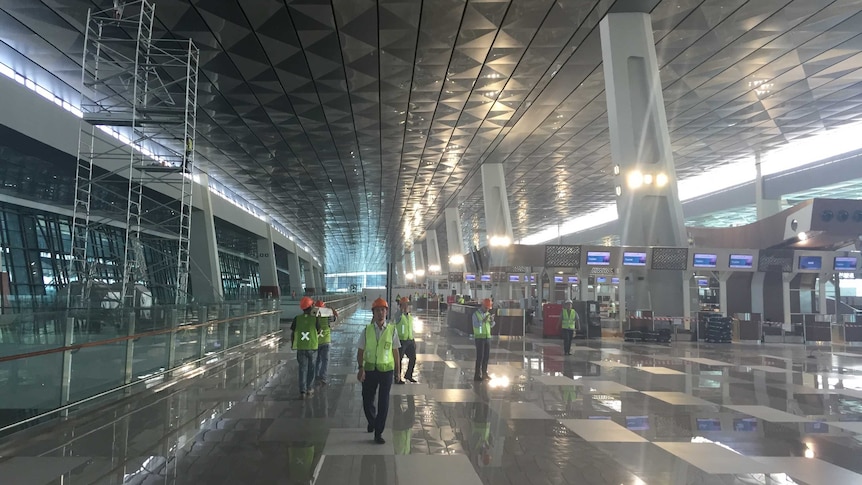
left=292, top=296, right=320, bottom=398
left=561, top=299, right=579, bottom=356
left=357, top=297, right=401, bottom=444
left=393, top=297, right=417, bottom=384
left=314, top=300, right=337, bottom=386
left=473, top=298, right=495, bottom=381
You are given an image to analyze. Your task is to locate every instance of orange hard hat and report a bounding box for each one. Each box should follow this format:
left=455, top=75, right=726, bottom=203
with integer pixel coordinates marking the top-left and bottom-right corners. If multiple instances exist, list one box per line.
left=482, top=298, right=493, bottom=309
left=372, top=297, right=389, bottom=309
left=400, top=297, right=410, bottom=304
left=315, top=300, right=325, bottom=307
left=299, top=296, right=314, bottom=310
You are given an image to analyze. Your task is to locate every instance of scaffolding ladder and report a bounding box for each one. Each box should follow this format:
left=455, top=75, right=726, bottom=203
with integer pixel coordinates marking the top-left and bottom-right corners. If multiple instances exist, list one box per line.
left=69, top=0, right=198, bottom=306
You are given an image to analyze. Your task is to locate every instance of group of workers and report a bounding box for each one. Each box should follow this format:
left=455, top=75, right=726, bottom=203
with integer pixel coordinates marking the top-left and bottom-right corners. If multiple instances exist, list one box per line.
left=290, top=294, right=581, bottom=445
left=289, top=297, right=339, bottom=398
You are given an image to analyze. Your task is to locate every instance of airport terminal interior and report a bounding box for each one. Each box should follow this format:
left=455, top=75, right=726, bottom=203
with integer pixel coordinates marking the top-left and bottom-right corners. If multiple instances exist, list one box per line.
left=3, top=0, right=862, bottom=483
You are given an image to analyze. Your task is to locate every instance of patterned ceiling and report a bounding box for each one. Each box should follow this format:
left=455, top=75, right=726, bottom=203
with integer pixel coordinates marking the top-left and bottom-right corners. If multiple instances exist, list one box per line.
left=2, top=0, right=862, bottom=273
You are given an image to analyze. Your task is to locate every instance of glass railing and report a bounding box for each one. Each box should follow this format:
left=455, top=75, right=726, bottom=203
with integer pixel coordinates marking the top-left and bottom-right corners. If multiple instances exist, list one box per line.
left=0, top=299, right=283, bottom=435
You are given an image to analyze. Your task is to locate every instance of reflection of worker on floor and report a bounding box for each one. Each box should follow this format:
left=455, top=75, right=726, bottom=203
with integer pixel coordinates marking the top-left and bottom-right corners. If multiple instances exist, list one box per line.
left=469, top=402, right=493, bottom=467
left=392, top=395, right=416, bottom=455
left=287, top=443, right=315, bottom=484
left=561, top=385, right=578, bottom=411
left=360, top=455, right=388, bottom=484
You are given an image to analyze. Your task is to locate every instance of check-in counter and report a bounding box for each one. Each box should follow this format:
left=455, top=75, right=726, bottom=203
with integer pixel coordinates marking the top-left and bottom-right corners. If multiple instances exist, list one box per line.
left=417, top=297, right=440, bottom=310
left=734, top=313, right=762, bottom=341
left=804, top=321, right=832, bottom=342
left=446, top=303, right=525, bottom=336
left=844, top=322, right=862, bottom=343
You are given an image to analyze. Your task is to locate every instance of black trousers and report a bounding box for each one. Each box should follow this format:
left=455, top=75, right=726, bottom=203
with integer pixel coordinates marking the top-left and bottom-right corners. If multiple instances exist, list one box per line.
left=562, top=328, right=574, bottom=354
left=474, top=338, right=491, bottom=378
left=400, top=339, right=417, bottom=379
left=362, top=369, right=394, bottom=436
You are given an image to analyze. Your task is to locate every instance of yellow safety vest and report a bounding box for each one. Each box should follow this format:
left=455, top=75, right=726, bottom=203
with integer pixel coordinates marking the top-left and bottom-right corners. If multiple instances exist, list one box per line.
left=397, top=313, right=414, bottom=340
left=474, top=311, right=492, bottom=339
left=394, top=428, right=412, bottom=455
left=562, top=309, right=578, bottom=330
left=317, top=316, right=331, bottom=344
left=364, top=323, right=395, bottom=372
left=292, top=314, right=319, bottom=350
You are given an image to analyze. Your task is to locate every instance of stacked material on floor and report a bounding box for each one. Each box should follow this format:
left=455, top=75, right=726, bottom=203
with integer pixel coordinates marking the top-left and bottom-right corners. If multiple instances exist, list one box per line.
left=705, top=316, right=732, bottom=343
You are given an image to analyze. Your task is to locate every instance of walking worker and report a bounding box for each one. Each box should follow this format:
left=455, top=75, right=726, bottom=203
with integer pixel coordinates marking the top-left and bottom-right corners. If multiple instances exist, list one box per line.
left=473, top=298, right=495, bottom=381
left=314, top=300, right=336, bottom=385
left=561, top=299, right=579, bottom=356
left=291, top=296, right=321, bottom=398
left=357, top=297, right=401, bottom=444
left=393, top=297, right=417, bottom=384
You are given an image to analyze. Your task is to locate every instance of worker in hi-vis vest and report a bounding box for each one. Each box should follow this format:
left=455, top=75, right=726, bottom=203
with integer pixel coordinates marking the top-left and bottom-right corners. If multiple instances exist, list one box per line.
left=291, top=297, right=321, bottom=398
left=561, top=299, right=579, bottom=356
left=313, top=300, right=337, bottom=385
left=357, top=297, right=401, bottom=444
left=393, top=297, right=417, bottom=384
left=472, top=298, right=495, bottom=381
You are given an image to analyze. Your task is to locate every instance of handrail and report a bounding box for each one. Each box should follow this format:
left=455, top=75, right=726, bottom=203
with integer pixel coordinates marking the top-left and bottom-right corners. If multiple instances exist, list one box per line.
left=0, top=332, right=280, bottom=436
left=0, top=309, right=280, bottom=364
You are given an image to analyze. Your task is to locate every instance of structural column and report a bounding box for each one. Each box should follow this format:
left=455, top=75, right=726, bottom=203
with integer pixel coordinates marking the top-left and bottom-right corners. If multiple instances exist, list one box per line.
left=426, top=229, right=442, bottom=294
left=415, top=242, right=426, bottom=287
left=303, top=260, right=315, bottom=294
left=481, top=163, right=514, bottom=247
left=445, top=208, right=466, bottom=295
left=288, top=250, right=302, bottom=298
left=600, top=12, right=688, bottom=319
left=755, top=152, right=782, bottom=220
left=188, top=173, right=223, bottom=303
left=257, top=223, right=278, bottom=298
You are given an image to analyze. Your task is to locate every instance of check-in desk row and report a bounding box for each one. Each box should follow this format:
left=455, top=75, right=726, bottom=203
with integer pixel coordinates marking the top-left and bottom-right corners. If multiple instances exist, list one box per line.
left=446, top=303, right=525, bottom=336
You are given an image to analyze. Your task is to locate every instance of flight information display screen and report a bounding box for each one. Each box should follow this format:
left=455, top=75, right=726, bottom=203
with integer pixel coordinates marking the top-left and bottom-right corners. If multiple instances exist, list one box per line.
left=729, top=254, right=753, bottom=269
left=623, top=252, right=646, bottom=266
left=586, top=251, right=611, bottom=265
left=835, top=257, right=857, bottom=271
left=692, top=253, right=717, bottom=268
left=799, top=256, right=822, bottom=270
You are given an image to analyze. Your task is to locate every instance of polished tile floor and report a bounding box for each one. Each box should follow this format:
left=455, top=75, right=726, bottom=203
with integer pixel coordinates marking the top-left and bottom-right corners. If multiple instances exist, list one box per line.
left=3, top=303, right=862, bottom=484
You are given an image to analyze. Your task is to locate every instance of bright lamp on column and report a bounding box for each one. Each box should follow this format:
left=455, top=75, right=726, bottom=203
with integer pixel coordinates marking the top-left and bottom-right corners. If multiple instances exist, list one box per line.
left=449, top=254, right=465, bottom=265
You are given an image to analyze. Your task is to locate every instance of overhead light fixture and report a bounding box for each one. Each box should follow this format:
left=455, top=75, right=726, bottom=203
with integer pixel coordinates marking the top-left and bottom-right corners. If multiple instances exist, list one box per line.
left=415, top=269, right=425, bottom=277
left=615, top=185, right=622, bottom=196
left=627, top=170, right=643, bottom=189
left=613, top=165, right=620, bottom=175
left=429, top=264, right=441, bottom=272
left=406, top=273, right=414, bottom=280
left=489, top=235, right=512, bottom=247
left=798, top=231, right=808, bottom=241
left=656, top=173, right=668, bottom=187
left=449, top=254, right=465, bottom=265
left=643, top=173, right=654, bottom=185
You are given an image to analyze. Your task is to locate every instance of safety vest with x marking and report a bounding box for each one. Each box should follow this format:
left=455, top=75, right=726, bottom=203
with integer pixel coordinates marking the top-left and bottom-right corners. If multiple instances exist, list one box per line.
left=293, top=314, right=319, bottom=350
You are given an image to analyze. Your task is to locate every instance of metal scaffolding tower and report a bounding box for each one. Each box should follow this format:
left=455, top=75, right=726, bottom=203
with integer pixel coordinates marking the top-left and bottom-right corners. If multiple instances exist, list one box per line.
left=69, top=0, right=198, bottom=306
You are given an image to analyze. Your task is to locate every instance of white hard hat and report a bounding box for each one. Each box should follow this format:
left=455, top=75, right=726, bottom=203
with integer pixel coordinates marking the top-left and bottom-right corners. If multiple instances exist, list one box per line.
left=564, top=299, right=573, bottom=304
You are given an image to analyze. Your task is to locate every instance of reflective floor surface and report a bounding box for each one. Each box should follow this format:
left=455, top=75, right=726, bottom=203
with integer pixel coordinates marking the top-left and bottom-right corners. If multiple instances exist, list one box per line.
left=2, top=304, right=862, bottom=484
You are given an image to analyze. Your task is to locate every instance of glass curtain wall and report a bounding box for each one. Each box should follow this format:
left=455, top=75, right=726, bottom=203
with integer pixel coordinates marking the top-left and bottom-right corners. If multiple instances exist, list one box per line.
left=214, top=219, right=261, bottom=300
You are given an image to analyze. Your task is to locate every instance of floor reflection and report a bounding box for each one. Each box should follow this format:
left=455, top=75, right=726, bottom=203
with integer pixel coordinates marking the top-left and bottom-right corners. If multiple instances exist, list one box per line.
left=3, top=305, right=862, bottom=483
